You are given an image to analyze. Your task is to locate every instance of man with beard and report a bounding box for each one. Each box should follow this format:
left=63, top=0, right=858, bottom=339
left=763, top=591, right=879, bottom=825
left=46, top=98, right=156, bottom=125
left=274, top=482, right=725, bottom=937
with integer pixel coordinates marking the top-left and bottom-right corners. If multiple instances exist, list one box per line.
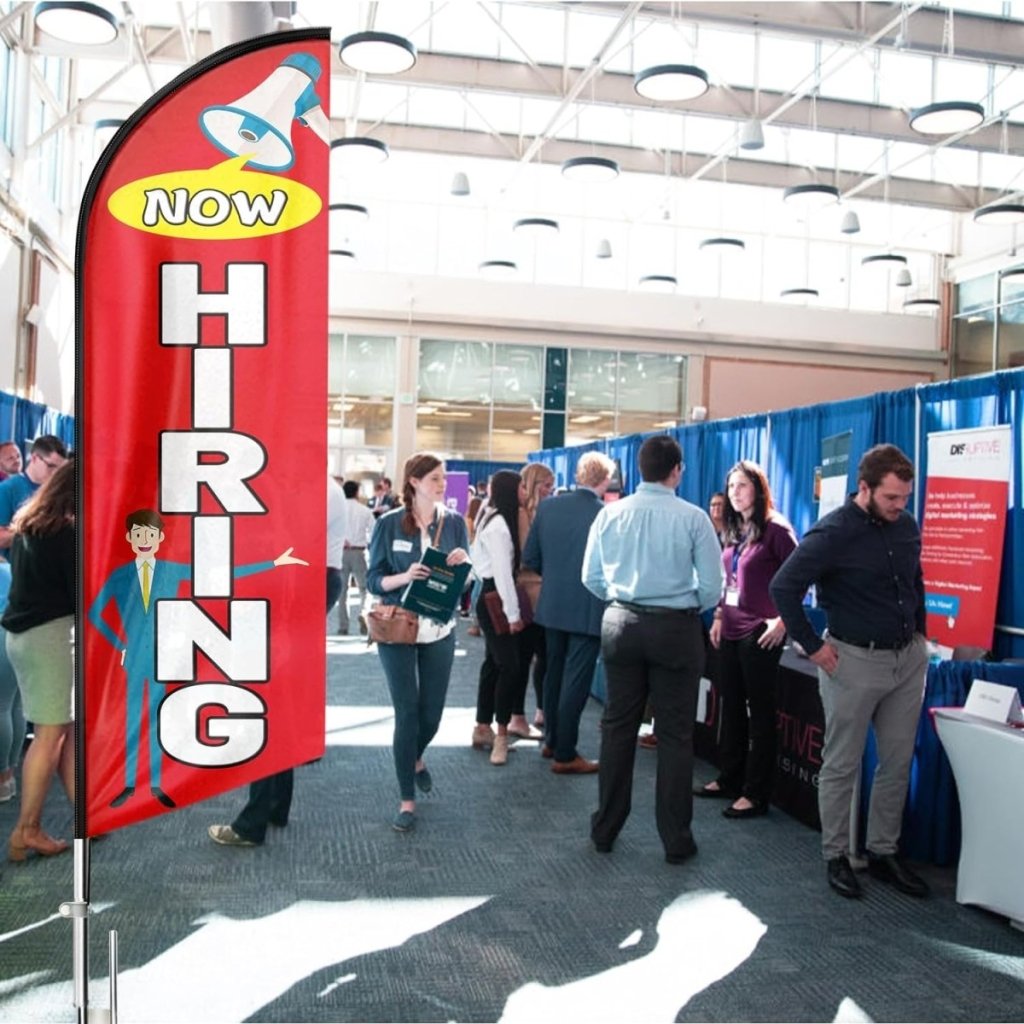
left=770, top=444, right=930, bottom=901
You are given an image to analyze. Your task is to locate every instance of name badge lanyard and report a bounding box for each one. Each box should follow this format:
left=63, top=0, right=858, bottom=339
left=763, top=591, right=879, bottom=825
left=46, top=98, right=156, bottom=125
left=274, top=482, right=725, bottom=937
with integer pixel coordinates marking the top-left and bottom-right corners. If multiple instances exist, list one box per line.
left=725, top=533, right=749, bottom=607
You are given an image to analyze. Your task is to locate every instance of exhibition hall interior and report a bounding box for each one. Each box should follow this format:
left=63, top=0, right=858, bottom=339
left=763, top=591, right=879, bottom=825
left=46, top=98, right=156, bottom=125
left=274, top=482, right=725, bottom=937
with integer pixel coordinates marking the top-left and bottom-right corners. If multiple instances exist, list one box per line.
left=1, top=2, right=1024, bottom=1023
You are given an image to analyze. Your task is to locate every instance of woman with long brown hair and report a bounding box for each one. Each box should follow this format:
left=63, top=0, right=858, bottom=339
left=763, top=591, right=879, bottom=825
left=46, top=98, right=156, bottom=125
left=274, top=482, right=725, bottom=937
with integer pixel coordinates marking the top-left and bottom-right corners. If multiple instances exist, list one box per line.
left=698, top=460, right=796, bottom=819
left=507, top=461, right=554, bottom=738
left=366, top=453, right=470, bottom=833
left=3, top=459, right=75, bottom=860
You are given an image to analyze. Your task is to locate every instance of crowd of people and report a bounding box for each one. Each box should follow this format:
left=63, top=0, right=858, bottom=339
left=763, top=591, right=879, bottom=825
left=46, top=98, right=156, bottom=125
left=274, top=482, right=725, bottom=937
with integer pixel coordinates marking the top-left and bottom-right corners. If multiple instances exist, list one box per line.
left=2, top=432, right=934, bottom=901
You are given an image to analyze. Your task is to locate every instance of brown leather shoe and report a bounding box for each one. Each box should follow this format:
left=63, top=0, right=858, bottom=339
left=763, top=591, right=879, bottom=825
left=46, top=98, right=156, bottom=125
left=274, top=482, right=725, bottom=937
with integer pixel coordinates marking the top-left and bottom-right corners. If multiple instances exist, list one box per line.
left=551, top=756, right=598, bottom=775
left=540, top=745, right=554, bottom=759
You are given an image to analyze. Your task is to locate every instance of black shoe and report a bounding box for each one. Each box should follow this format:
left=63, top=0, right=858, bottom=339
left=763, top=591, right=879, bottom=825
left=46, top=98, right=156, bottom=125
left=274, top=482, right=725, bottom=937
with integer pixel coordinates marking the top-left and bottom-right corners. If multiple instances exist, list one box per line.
left=867, top=853, right=930, bottom=897
left=592, top=838, right=613, bottom=854
left=414, top=767, right=433, bottom=794
left=827, top=855, right=863, bottom=898
left=109, top=786, right=134, bottom=808
left=665, top=839, right=698, bottom=864
left=151, top=787, right=176, bottom=808
left=722, top=801, right=768, bottom=819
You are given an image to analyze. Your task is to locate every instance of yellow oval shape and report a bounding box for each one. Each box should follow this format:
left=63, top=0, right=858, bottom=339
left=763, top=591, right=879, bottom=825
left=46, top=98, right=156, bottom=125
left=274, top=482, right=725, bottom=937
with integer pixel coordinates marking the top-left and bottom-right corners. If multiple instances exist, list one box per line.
left=107, top=156, right=322, bottom=239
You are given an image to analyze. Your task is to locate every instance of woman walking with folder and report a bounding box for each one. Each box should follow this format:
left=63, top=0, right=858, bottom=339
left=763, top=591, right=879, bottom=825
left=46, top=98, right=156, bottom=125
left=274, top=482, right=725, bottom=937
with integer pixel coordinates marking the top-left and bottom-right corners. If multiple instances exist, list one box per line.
left=470, top=469, right=525, bottom=766
left=367, top=453, right=470, bottom=833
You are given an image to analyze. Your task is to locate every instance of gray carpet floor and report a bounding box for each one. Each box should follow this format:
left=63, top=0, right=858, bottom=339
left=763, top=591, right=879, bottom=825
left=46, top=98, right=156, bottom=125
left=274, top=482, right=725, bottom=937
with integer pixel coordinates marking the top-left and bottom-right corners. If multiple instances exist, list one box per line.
left=1, top=614, right=1022, bottom=1023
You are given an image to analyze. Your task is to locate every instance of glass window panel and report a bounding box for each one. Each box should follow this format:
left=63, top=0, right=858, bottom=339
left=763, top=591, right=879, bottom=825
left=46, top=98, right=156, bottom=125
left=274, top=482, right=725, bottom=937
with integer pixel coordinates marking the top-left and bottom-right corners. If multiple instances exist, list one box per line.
left=698, top=28, right=754, bottom=90
left=328, top=333, right=344, bottom=396
left=952, top=316, right=994, bottom=377
left=342, top=401, right=394, bottom=449
left=491, top=408, right=542, bottom=461
left=0, top=43, right=12, bottom=149
left=429, top=0, right=501, bottom=58
left=887, top=140, right=936, bottom=181
left=568, top=349, right=617, bottom=411
left=631, top=16, right=699, bottom=71
left=809, top=241, right=850, bottom=310
left=572, top=103, right=633, bottom=147
left=992, top=67, right=1024, bottom=123
left=419, top=339, right=492, bottom=405
left=493, top=343, right=543, bottom=408
left=567, top=10, right=627, bottom=71
left=785, top=126, right=842, bottom=176
left=416, top=405, right=490, bottom=458
left=956, top=274, right=997, bottom=314
left=933, top=58, right=990, bottom=104
left=759, top=36, right=815, bottom=93
left=763, top=237, right=806, bottom=299
left=345, top=335, right=396, bottom=400
left=565, top=411, right=616, bottom=448
left=980, top=150, right=1022, bottom=190
left=407, top=86, right=470, bottom=129
left=820, top=44, right=877, bottom=104
left=996, top=306, right=1024, bottom=368
left=931, top=147, right=980, bottom=188
left=837, top=134, right=887, bottom=176
left=617, top=353, right=685, bottom=416
left=500, top=4, right=565, bottom=66
left=878, top=51, right=932, bottom=110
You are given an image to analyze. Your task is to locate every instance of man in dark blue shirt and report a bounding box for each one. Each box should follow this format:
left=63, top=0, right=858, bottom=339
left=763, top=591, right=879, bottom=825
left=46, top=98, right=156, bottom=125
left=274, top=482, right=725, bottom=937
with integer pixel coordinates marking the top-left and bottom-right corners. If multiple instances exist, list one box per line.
left=770, top=444, right=930, bottom=901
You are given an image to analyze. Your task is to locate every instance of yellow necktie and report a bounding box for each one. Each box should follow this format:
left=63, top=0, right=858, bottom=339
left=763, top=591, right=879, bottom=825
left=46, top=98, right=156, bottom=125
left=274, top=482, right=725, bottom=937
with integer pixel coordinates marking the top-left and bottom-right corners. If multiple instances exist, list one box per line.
left=141, top=562, right=151, bottom=612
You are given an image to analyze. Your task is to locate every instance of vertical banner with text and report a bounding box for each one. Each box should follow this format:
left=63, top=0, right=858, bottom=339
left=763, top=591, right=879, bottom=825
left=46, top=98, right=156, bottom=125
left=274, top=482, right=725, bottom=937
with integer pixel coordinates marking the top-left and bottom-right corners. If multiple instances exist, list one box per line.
left=77, top=30, right=330, bottom=837
left=921, top=425, right=1010, bottom=654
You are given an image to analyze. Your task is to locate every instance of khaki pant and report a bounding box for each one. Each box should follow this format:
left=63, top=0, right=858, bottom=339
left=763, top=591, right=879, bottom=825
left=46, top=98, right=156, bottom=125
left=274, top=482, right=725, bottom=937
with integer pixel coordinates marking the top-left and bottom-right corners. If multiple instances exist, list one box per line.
left=817, top=634, right=928, bottom=860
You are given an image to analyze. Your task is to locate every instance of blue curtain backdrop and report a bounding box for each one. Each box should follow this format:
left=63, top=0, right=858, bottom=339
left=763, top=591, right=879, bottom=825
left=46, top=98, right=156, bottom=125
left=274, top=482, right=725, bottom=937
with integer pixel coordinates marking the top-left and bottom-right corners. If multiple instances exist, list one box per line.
left=530, top=366, right=1024, bottom=655
left=0, top=390, right=74, bottom=455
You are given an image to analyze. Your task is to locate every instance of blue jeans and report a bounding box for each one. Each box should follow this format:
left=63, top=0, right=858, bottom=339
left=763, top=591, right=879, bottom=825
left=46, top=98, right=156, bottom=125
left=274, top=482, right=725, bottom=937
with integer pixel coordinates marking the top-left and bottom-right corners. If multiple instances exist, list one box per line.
left=377, top=632, right=456, bottom=800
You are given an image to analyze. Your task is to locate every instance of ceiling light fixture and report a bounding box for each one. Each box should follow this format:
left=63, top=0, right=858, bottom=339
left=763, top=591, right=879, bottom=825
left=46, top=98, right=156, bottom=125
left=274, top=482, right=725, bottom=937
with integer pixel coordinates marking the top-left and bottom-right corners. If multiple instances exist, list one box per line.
left=861, top=253, right=908, bottom=269
left=337, top=31, right=417, bottom=75
left=840, top=210, right=861, bottom=234
left=634, top=64, right=710, bottom=102
left=740, top=31, right=765, bottom=151
left=330, top=249, right=357, bottom=262
left=330, top=137, right=389, bottom=173
left=479, top=259, right=517, bottom=279
left=513, top=217, right=559, bottom=236
left=973, top=201, right=1024, bottom=225
left=739, top=119, right=764, bottom=151
left=450, top=171, right=470, bottom=196
left=638, top=274, right=677, bottom=293
left=93, top=116, right=124, bottom=152
left=699, top=236, right=746, bottom=254
left=561, top=155, right=619, bottom=183
left=1001, top=266, right=1024, bottom=282
left=595, top=238, right=613, bottom=259
left=908, top=100, right=984, bottom=136
left=779, top=287, right=819, bottom=303
left=783, top=183, right=840, bottom=208
left=895, top=267, right=913, bottom=287
left=34, top=1, right=119, bottom=45
left=329, top=203, right=369, bottom=246
left=903, top=297, right=941, bottom=312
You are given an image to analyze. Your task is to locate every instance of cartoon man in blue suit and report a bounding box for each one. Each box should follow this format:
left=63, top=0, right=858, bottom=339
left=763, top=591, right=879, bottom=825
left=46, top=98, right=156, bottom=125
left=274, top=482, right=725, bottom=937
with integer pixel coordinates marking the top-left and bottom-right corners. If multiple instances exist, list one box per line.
left=88, top=508, right=307, bottom=809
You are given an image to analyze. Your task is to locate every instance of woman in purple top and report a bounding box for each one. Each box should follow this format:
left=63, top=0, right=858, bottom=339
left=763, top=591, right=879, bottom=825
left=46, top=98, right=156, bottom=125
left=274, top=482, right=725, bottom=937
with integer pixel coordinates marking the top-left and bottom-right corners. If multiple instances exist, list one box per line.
left=697, top=461, right=797, bottom=819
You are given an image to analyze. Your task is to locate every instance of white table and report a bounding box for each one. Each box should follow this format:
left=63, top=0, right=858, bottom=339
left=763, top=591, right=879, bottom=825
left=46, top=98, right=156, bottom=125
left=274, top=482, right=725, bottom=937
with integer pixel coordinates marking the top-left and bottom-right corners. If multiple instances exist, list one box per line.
left=934, top=708, right=1024, bottom=929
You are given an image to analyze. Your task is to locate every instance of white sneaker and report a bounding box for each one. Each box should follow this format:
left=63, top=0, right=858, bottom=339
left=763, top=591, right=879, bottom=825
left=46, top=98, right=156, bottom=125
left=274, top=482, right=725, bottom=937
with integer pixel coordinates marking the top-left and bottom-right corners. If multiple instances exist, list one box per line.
left=0, top=776, right=16, bottom=802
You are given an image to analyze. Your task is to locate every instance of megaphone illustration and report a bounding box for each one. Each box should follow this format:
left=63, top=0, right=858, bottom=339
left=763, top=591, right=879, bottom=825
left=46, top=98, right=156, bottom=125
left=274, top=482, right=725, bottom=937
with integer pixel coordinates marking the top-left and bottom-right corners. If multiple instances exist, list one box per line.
left=200, top=52, right=328, bottom=172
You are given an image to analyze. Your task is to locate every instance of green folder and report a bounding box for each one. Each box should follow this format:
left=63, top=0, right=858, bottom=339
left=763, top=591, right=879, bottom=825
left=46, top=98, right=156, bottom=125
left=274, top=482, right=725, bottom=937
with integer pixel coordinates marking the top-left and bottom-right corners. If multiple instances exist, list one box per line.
left=400, top=545, right=473, bottom=623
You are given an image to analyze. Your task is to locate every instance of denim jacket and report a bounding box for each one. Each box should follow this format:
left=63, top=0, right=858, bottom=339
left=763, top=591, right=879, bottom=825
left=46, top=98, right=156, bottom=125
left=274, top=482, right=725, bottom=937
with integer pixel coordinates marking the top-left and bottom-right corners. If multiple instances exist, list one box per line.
left=367, top=504, right=470, bottom=608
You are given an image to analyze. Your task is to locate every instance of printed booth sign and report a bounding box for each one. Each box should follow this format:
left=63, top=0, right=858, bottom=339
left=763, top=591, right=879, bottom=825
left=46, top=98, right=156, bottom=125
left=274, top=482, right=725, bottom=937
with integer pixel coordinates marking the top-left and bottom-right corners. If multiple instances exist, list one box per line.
left=921, top=425, right=1010, bottom=655
left=77, top=30, right=330, bottom=837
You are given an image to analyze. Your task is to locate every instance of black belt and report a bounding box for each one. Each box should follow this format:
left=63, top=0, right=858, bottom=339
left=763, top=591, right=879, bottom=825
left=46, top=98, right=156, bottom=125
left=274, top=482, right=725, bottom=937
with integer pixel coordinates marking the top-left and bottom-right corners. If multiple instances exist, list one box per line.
left=346, top=546, right=366, bottom=550
left=612, top=600, right=698, bottom=617
left=828, top=632, right=911, bottom=652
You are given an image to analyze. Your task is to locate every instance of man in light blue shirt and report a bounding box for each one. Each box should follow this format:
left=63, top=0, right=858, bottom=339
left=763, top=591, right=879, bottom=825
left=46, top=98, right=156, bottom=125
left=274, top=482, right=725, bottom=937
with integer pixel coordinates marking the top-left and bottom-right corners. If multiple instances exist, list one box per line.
left=583, top=434, right=724, bottom=864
